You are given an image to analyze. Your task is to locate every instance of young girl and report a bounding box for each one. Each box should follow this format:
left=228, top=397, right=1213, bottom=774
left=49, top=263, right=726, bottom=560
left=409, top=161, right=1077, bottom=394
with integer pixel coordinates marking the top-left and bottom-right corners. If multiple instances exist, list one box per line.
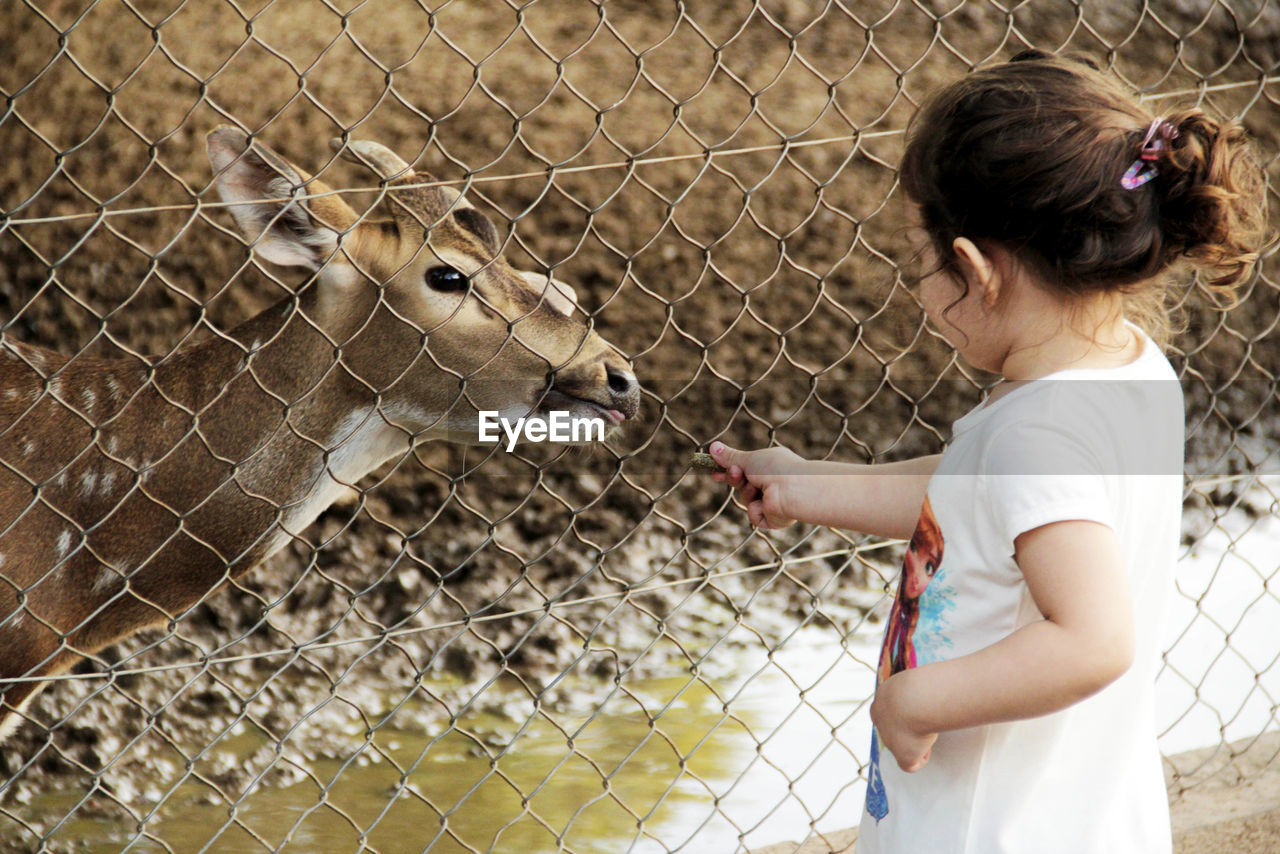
left=711, top=50, right=1266, bottom=853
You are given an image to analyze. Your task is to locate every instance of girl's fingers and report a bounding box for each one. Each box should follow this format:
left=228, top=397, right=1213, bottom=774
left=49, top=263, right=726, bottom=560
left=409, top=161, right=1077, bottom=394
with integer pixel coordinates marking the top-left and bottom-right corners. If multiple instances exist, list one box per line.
left=709, top=442, right=743, bottom=470
left=714, top=466, right=746, bottom=488
left=712, top=454, right=785, bottom=529
left=762, top=510, right=790, bottom=529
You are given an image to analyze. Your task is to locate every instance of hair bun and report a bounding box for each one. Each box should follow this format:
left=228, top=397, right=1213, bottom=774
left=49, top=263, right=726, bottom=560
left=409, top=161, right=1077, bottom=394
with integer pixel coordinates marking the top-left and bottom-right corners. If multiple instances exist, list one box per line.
left=1156, top=110, right=1267, bottom=293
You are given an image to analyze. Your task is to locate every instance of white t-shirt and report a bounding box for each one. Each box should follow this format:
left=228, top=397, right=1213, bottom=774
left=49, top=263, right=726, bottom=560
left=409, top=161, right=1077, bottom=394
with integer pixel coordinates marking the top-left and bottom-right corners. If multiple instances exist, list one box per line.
left=858, top=332, right=1183, bottom=854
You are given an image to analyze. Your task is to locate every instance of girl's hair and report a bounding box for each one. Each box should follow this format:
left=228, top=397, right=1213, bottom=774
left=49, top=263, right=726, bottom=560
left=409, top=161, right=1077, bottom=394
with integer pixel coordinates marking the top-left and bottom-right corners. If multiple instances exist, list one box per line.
left=900, top=49, right=1268, bottom=347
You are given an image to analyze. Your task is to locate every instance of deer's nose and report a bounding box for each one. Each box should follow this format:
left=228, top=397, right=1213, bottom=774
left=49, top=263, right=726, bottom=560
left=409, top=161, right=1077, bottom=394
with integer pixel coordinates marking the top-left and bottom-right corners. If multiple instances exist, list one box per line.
left=607, top=364, right=637, bottom=398
left=604, top=362, right=640, bottom=419
left=551, top=354, right=641, bottom=420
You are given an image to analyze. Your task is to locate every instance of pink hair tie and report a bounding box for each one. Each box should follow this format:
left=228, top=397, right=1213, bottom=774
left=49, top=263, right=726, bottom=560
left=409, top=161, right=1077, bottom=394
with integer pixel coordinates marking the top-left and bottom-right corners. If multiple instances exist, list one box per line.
left=1121, top=117, right=1179, bottom=189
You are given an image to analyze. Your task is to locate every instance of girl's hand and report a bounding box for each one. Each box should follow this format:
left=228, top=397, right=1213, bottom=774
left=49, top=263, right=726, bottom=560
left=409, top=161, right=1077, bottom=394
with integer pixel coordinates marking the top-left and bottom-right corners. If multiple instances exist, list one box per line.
left=708, top=442, right=805, bottom=529
left=869, top=670, right=938, bottom=773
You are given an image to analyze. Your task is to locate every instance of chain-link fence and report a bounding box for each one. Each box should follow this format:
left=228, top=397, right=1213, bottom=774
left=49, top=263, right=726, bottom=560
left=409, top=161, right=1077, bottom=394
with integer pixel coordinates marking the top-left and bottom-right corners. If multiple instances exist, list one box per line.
left=0, top=1, right=1276, bottom=852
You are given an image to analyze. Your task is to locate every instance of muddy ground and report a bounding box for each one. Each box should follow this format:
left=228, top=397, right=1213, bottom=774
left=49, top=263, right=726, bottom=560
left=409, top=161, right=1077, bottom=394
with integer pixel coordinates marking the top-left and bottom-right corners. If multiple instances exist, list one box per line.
left=0, top=1, right=1277, bottom=850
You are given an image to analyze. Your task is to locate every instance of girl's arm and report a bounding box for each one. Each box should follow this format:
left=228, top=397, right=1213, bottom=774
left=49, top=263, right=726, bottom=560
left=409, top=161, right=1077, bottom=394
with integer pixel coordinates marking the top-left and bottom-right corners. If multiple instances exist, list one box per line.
left=709, top=443, right=940, bottom=540
left=870, top=518, right=1136, bottom=772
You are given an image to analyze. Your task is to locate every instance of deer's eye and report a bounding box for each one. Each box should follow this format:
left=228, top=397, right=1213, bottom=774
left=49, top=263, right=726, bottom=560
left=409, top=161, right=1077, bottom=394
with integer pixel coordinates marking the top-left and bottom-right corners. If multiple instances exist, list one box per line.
left=426, top=266, right=469, bottom=293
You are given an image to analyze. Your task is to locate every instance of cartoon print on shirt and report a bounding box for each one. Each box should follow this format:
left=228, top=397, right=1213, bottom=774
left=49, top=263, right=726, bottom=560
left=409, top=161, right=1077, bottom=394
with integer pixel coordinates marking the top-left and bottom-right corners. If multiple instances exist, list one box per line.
left=866, top=496, right=946, bottom=823
left=878, top=497, right=945, bottom=681
left=912, top=565, right=958, bottom=666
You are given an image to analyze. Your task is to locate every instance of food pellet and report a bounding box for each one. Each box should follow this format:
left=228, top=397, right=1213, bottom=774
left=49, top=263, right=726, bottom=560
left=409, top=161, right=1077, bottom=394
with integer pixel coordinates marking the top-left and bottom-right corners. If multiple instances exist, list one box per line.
left=689, top=451, right=720, bottom=470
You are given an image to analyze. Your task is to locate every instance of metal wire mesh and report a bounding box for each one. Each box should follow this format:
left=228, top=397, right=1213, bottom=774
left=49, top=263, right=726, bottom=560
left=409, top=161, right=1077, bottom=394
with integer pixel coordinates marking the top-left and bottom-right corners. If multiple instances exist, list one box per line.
left=0, top=1, right=1276, bottom=852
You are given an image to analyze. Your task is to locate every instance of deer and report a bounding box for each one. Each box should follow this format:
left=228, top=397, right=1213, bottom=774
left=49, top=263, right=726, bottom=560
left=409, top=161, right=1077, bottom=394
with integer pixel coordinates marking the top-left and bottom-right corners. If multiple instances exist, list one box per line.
left=0, top=127, right=640, bottom=741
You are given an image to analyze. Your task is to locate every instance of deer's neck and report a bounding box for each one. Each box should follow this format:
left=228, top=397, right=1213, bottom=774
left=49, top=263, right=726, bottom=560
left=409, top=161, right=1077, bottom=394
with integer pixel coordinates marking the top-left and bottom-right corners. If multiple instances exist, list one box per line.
left=142, top=288, right=411, bottom=558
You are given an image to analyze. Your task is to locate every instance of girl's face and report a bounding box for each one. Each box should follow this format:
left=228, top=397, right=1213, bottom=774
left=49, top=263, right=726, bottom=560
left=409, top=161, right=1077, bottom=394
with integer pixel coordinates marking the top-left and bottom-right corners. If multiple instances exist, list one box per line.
left=902, top=538, right=938, bottom=599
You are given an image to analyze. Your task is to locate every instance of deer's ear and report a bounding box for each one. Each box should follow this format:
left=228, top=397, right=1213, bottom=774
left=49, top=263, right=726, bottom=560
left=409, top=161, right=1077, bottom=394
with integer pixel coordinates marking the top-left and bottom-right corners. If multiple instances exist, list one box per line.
left=207, top=127, right=354, bottom=270
left=518, top=271, right=579, bottom=317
